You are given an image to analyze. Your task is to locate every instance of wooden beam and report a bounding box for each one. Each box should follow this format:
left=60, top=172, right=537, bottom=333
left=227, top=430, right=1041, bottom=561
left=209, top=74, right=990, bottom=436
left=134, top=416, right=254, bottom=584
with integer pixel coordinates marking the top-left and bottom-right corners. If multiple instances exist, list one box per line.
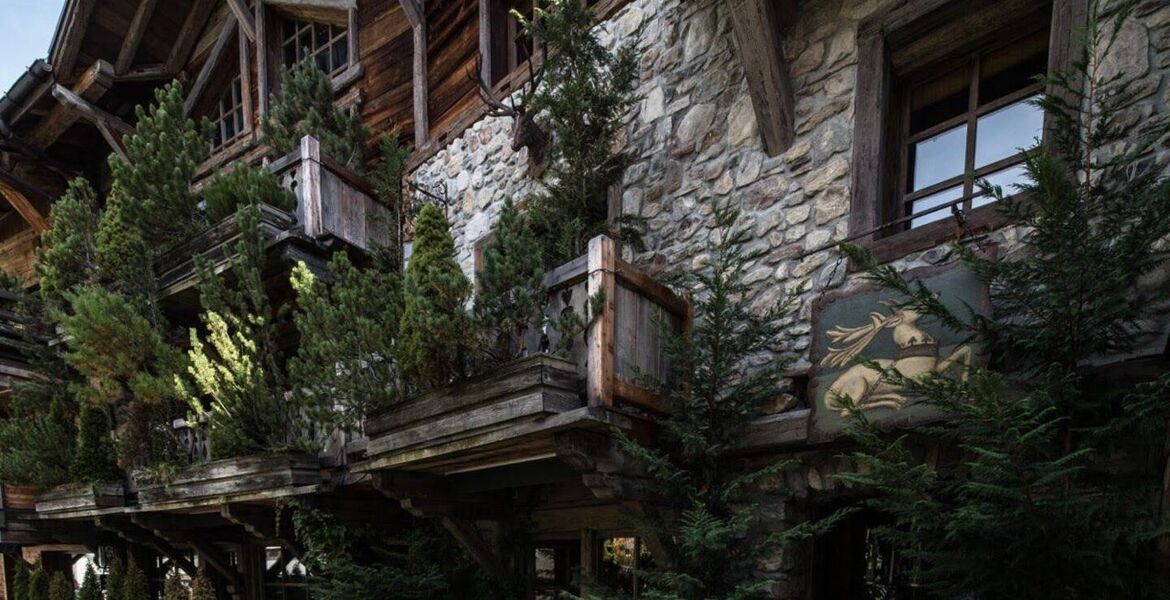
left=440, top=517, right=509, bottom=581
left=95, top=517, right=198, bottom=577
left=227, top=0, right=257, bottom=42
left=184, top=16, right=240, bottom=116
left=50, top=84, right=135, bottom=161
left=114, top=64, right=174, bottom=83
left=51, top=0, right=97, bottom=81
left=220, top=505, right=304, bottom=559
left=26, top=59, right=114, bottom=150
left=168, top=0, right=218, bottom=73
left=116, top=0, right=160, bottom=73
left=256, top=1, right=270, bottom=118
left=189, top=541, right=241, bottom=587
left=398, top=0, right=429, bottom=146
left=239, top=24, right=255, bottom=136
left=478, top=0, right=491, bottom=86
left=0, top=180, right=50, bottom=234
left=729, top=0, right=796, bottom=155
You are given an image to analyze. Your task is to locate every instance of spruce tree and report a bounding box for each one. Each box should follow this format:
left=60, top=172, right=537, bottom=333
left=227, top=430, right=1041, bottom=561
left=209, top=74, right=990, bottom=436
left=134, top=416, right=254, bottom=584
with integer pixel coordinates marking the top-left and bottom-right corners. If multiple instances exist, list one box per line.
left=47, top=572, right=72, bottom=600
left=189, top=569, right=214, bottom=600
left=27, top=569, right=49, bottom=600
left=474, top=198, right=545, bottom=363
left=12, top=560, right=30, bottom=600
left=0, top=398, right=76, bottom=486
left=120, top=557, right=148, bottom=600
left=77, top=565, right=100, bottom=600
left=36, top=177, right=99, bottom=309
left=107, top=80, right=207, bottom=252
left=184, top=204, right=303, bottom=458
left=105, top=556, right=125, bottom=600
left=263, top=59, right=368, bottom=169
left=599, top=203, right=794, bottom=600
left=821, top=5, right=1170, bottom=599
left=162, top=570, right=187, bottom=600
left=290, top=251, right=404, bottom=429
left=202, top=163, right=296, bottom=223
left=518, top=0, right=643, bottom=265
left=69, top=405, right=122, bottom=482
left=398, top=203, right=474, bottom=390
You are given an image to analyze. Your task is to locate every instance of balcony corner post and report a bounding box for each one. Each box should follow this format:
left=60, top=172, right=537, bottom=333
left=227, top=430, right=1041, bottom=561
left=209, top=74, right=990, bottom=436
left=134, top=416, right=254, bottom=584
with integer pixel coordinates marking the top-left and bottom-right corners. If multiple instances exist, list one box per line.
left=586, top=236, right=617, bottom=408
left=298, top=135, right=324, bottom=238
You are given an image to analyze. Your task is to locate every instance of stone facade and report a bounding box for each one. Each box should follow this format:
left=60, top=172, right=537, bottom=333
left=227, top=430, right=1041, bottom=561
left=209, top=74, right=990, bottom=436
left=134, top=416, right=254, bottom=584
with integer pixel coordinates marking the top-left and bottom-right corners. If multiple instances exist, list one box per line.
left=407, top=3, right=1170, bottom=593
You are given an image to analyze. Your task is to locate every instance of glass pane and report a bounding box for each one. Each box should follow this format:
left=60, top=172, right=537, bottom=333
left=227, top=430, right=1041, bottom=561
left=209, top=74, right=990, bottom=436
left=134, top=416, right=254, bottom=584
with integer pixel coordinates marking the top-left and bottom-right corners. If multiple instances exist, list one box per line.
left=910, top=124, right=967, bottom=192
left=909, top=66, right=970, bottom=133
left=299, top=29, right=312, bottom=53
left=315, top=23, right=330, bottom=47
left=315, top=51, right=331, bottom=73
left=909, top=185, right=963, bottom=229
left=975, top=97, right=1042, bottom=168
left=333, top=37, right=349, bottom=70
left=234, top=110, right=245, bottom=135
left=973, top=163, right=1031, bottom=209
left=223, top=115, right=236, bottom=141
left=979, top=28, right=1049, bottom=104
left=283, top=41, right=297, bottom=66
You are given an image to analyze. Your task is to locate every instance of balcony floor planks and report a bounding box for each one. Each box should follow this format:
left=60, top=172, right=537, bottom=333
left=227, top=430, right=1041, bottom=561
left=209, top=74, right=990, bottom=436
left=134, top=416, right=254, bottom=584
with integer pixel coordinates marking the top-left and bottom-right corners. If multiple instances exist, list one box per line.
left=135, top=454, right=322, bottom=507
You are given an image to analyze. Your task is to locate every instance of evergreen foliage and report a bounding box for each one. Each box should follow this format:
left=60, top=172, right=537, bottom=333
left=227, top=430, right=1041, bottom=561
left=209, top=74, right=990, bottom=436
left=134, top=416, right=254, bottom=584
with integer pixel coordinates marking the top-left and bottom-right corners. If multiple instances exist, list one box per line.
left=121, top=557, right=148, bottom=600
left=12, top=560, right=30, bottom=600
left=162, top=570, right=187, bottom=600
left=474, top=198, right=545, bottom=363
left=0, top=399, right=75, bottom=486
left=519, top=0, right=643, bottom=265
left=184, top=204, right=304, bottom=458
left=105, top=556, right=125, bottom=600
left=107, top=81, right=207, bottom=252
left=69, top=405, right=121, bottom=482
left=94, top=184, right=156, bottom=308
left=77, top=566, right=101, bottom=600
left=27, top=569, right=49, bottom=600
left=47, top=572, right=72, bottom=600
left=370, top=132, right=413, bottom=267
left=290, top=251, right=404, bottom=428
left=398, top=203, right=474, bottom=390
left=35, top=177, right=99, bottom=309
left=189, top=569, right=214, bottom=600
left=603, top=203, right=794, bottom=600
left=263, top=59, right=369, bottom=169
left=820, top=5, right=1170, bottom=599
left=202, top=163, right=296, bottom=223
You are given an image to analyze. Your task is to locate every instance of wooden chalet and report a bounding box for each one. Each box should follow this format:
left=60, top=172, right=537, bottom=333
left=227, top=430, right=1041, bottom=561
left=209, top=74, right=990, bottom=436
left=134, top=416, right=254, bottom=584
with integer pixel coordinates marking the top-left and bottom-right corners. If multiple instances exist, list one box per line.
left=0, top=0, right=1165, bottom=598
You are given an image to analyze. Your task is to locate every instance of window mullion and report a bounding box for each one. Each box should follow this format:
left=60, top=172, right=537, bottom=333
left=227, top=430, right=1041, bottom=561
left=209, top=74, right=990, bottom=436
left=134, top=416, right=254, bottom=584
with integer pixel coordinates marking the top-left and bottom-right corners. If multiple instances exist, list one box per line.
left=962, top=55, right=980, bottom=211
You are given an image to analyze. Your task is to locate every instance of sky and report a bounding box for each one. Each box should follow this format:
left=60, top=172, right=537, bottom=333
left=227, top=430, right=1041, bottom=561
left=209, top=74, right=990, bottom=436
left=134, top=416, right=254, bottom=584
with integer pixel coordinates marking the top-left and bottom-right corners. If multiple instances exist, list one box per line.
left=0, top=0, right=67, bottom=94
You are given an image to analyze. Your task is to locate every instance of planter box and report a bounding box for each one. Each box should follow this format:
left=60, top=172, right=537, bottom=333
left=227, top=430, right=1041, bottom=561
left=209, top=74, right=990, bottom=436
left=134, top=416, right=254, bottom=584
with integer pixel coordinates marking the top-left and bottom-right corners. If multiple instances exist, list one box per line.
left=1, top=484, right=43, bottom=511
left=135, top=454, right=321, bottom=506
left=36, top=482, right=125, bottom=515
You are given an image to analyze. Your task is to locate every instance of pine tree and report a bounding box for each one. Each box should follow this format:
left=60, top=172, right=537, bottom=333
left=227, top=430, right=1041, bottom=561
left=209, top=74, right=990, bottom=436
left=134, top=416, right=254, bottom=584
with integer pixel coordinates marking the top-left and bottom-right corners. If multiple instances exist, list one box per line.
left=398, top=203, right=474, bottom=390
left=12, top=560, right=30, bottom=600
left=202, top=163, right=296, bottom=223
left=69, top=405, right=121, bottom=482
left=821, top=4, right=1170, bottom=599
left=263, top=59, right=369, bottom=169
left=27, top=569, right=49, bottom=600
left=0, top=398, right=76, bottom=486
left=188, top=569, right=214, bottom=600
left=120, top=557, right=148, bottom=600
left=474, top=198, right=545, bottom=363
left=290, top=251, right=404, bottom=429
left=184, top=204, right=304, bottom=458
left=94, top=184, right=156, bottom=310
left=36, top=177, right=99, bottom=309
left=370, top=132, right=412, bottom=267
left=518, top=0, right=643, bottom=265
left=162, top=569, right=187, bottom=600
left=601, top=203, right=794, bottom=600
left=105, top=556, right=125, bottom=600
left=77, top=565, right=100, bottom=600
left=107, top=80, right=207, bottom=252
left=47, top=572, right=72, bottom=600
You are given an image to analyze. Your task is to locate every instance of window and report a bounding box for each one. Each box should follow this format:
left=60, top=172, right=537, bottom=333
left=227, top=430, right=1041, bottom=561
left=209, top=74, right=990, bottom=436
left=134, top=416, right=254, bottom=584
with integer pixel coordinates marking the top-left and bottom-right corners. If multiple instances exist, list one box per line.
left=210, top=76, right=246, bottom=152
left=595, top=536, right=655, bottom=598
left=848, top=0, right=1080, bottom=261
left=282, top=18, right=350, bottom=77
left=901, top=29, right=1047, bottom=229
left=483, top=0, right=535, bottom=85
left=532, top=540, right=580, bottom=599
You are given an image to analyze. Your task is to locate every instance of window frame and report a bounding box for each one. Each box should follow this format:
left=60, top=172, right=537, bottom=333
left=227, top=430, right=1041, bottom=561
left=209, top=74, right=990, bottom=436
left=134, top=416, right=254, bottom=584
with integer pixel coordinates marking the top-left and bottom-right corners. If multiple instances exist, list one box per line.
left=280, top=17, right=352, bottom=78
left=210, top=75, right=247, bottom=153
left=481, top=0, right=537, bottom=87
left=848, top=0, right=1087, bottom=263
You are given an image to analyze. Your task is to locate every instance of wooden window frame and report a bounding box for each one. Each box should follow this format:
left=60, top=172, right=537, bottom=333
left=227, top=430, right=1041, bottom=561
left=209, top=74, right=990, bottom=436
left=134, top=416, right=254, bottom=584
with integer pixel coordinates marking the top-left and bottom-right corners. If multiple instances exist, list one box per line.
left=266, top=6, right=362, bottom=99
left=481, top=0, right=537, bottom=87
left=210, top=75, right=247, bottom=153
left=280, top=17, right=352, bottom=78
left=849, top=0, right=1087, bottom=263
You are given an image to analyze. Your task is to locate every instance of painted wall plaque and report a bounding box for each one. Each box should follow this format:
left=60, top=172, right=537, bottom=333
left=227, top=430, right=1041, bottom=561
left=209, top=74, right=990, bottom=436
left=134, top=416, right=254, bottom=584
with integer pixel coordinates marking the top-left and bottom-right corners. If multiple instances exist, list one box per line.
left=809, top=264, right=989, bottom=440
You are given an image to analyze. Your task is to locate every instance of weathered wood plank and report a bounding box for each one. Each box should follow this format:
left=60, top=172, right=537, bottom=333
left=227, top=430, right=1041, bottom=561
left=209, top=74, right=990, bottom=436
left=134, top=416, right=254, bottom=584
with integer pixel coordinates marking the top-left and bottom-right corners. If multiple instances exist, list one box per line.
left=228, top=0, right=257, bottom=42
left=586, top=237, right=617, bottom=407
left=116, top=0, right=160, bottom=73
left=728, top=0, right=796, bottom=155
left=27, top=59, right=114, bottom=150
left=50, top=0, right=97, bottom=81
left=169, top=0, right=218, bottom=73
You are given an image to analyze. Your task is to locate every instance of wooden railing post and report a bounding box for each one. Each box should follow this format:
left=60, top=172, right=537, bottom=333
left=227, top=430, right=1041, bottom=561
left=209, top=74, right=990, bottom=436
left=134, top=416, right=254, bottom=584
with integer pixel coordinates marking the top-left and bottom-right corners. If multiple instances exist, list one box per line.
left=297, top=135, right=323, bottom=237
left=586, top=236, right=617, bottom=407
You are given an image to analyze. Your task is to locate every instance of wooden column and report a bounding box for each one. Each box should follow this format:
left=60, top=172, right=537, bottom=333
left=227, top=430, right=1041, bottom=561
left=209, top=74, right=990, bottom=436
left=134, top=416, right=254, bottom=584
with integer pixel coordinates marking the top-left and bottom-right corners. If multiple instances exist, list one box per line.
left=586, top=236, right=617, bottom=407
left=256, top=0, right=270, bottom=118
left=400, top=0, right=430, bottom=146
left=728, top=0, right=797, bottom=155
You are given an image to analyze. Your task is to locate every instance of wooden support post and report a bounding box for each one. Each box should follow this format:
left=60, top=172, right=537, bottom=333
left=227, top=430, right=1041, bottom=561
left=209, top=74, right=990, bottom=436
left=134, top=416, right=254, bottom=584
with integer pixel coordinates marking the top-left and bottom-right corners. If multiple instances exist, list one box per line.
left=478, top=0, right=492, bottom=85
left=185, top=16, right=240, bottom=116
left=95, top=517, right=198, bottom=577
left=238, top=24, right=255, bottom=136
left=190, top=541, right=241, bottom=587
left=256, top=0, right=270, bottom=118
left=586, top=236, right=617, bottom=407
left=27, top=59, right=114, bottom=150
left=400, top=0, right=429, bottom=146
left=579, top=529, right=596, bottom=596
left=297, top=136, right=324, bottom=237
left=728, top=0, right=797, bottom=155
left=116, top=0, right=159, bottom=73
left=227, top=0, right=258, bottom=42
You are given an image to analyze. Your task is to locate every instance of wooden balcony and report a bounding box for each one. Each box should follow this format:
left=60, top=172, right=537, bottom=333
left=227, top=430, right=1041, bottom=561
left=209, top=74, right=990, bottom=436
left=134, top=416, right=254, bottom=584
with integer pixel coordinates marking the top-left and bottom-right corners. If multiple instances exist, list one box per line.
left=362, top=236, right=690, bottom=475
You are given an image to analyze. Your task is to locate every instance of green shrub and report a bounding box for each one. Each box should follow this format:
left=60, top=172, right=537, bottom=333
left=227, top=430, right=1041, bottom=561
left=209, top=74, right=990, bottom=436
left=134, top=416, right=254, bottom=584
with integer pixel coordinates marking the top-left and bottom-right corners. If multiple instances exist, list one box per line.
left=202, top=163, right=296, bottom=223
left=27, top=568, right=48, bottom=600
left=0, top=399, right=75, bottom=486
left=162, top=569, right=187, bottom=600
left=69, top=405, right=121, bottom=482
left=121, top=557, right=148, bottom=600
left=36, top=178, right=99, bottom=309
left=263, top=60, right=368, bottom=169
left=77, top=565, right=100, bottom=600
left=190, top=569, right=215, bottom=600
left=12, top=560, right=30, bottom=600
left=47, top=572, right=72, bottom=600
left=474, top=198, right=545, bottom=363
